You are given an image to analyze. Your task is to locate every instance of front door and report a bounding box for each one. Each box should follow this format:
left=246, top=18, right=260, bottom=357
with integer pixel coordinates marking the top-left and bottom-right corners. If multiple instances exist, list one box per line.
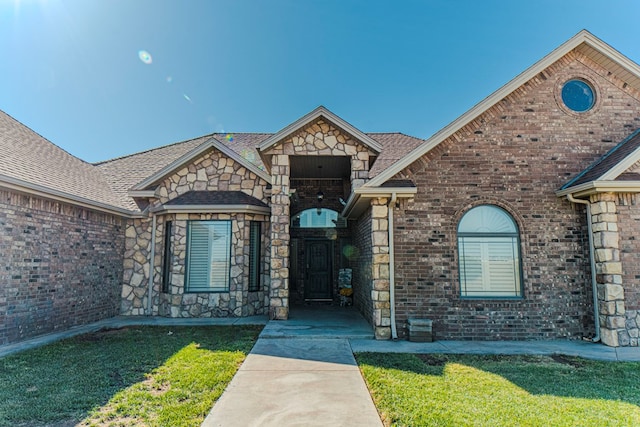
left=305, top=240, right=333, bottom=300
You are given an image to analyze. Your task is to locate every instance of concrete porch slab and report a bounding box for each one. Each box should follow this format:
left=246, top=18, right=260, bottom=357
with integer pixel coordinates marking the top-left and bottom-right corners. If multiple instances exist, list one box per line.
left=260, top=306, right=374, bottom=340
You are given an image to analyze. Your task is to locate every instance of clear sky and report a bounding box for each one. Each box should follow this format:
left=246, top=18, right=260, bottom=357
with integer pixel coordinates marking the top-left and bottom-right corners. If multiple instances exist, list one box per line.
left=2, top=0, right=640, bottom=163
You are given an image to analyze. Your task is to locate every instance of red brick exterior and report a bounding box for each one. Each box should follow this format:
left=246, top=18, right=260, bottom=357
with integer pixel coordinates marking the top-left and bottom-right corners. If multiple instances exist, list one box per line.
left=391, top=51, right=640, bottom=340
left=353, top=206, right=374, bottom=325
left=0, top=189, right=125, bottom=345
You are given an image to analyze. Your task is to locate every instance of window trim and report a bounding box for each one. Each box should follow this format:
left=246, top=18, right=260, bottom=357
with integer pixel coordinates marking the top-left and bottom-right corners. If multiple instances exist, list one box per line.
left=457, top=205, right=523, bottom=299
left=185, top=220, right=232, bottom=293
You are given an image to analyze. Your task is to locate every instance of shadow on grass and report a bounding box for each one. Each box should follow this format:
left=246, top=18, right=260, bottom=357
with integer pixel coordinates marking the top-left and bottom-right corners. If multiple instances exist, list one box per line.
left=356, top=352, right=640, bottom=425
left=0, top=325, right=262, bottom=427
left=356, top=352, right=640, bottom=406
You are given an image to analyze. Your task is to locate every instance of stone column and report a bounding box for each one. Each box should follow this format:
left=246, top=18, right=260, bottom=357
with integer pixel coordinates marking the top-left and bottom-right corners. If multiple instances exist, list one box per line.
left=350, top=150, right=370, bottom=189
left=591, top=193, right=625, bottom=347
left=269, top=154, right=290, bottom=320
left=371, top=198, right=391, bottom=339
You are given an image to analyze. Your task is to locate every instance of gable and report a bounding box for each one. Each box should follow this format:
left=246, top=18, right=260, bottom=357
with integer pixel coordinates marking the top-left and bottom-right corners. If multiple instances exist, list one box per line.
left=153, top=148, right=270, bottom=208
left=258, top=106, right=381, bottom=171
left=365, top=30, right=640, bottom=189
left=96, top=134, right=271, bottom=212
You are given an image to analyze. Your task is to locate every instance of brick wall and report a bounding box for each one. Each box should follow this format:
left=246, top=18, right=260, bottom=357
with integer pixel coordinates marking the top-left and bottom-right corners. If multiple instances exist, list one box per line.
left=352, top=206, right=373, bottom=326
left=616, top=196, right=640, bottom=310
left=391, top=51, right=640, bottom=340
left=0, top=189, right=125, bottom=345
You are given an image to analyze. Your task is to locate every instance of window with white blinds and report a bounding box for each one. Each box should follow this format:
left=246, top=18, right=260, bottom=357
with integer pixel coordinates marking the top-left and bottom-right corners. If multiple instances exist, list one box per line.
left=185, top=220, right=231, bottom=292
left=458, top=205, right=522, bottom=298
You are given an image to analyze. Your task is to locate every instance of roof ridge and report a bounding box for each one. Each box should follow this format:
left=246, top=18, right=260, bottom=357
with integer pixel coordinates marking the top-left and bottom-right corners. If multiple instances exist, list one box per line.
left=93, top=132, right=275, bottom=165
left=366, top=131, right=425, bottom=140
left=93, top=133, right=217, bottom=165
left=561, top=128, right=640, bottom=190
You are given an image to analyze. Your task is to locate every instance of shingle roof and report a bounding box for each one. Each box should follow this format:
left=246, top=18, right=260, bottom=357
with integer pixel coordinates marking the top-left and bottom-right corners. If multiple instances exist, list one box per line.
left=0, top=110, right=127, bottom=211
left=165, top=190, right=268, bottom=207
left=95, top=131, right=424, bottom=211
left=367, top=133, right=425, bottom=177
left=561, top=129, right=640, bottom=190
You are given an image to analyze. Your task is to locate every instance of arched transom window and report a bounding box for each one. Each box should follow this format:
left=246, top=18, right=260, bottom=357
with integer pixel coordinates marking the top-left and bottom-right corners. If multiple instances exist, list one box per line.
left=292, top=208, right=338, bottom=228
left=457, top=205, right=522, bottom=298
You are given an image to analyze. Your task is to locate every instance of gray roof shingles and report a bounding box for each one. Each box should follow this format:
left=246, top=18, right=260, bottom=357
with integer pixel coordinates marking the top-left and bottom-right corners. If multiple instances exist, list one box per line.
left=165, top=190, right=268, bottom=207
left=0, top=110, right=127, bottom=210
left=562, top=129, right=640, bottom=190
left=95, top=131, right=424, bottom=212
left=1, top=108, right=425, bottom=214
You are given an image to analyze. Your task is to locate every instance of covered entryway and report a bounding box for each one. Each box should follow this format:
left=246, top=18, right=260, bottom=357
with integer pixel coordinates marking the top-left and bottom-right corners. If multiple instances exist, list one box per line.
left=257, top=107, right=382, bottom=321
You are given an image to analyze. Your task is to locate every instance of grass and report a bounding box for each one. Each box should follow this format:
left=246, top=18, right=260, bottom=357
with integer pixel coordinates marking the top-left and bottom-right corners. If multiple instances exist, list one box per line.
left=356, top=352, right=640, bottom=427
left=0, top=325, right=261, bottom=427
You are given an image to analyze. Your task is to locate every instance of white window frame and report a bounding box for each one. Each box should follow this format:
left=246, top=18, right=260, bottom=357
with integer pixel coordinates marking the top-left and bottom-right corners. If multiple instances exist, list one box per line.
left=185, top=220, right=231, bottom=292
left=458, top=205, right=522, bottom=298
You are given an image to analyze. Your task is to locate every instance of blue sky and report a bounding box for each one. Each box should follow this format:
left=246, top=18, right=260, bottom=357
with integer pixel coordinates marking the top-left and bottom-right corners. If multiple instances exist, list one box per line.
left=2, top=0, right=640, bottom=162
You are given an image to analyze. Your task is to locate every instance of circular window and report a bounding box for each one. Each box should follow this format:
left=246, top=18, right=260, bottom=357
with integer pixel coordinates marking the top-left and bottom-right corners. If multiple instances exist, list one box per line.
left=561, top=79, right=595, bottom=112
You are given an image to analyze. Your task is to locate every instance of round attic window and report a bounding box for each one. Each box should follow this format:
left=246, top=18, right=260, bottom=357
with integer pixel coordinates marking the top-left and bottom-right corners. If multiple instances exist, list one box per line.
left=561, top=79, right=595, bottom=112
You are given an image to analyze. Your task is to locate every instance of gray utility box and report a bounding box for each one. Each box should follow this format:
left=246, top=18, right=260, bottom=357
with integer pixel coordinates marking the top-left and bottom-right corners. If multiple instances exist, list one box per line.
left=407, top=318, right=433, bottom=342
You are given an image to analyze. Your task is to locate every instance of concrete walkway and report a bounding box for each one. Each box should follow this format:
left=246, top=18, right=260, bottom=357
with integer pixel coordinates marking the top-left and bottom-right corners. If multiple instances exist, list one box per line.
left=201, top=338, right=383, bottom=427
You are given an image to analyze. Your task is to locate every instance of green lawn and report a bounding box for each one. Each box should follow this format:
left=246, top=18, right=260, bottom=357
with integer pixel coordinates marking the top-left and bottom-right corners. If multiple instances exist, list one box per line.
left=357, top=352, right=640, bottom=427
left=0, top=325, right=261, bottom=427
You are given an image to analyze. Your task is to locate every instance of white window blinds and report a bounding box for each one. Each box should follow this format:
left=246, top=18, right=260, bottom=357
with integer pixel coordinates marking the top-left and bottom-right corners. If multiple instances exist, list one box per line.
left=186, top=221, right=231, bottom=292
left=458, top=206, right=522, bottom=298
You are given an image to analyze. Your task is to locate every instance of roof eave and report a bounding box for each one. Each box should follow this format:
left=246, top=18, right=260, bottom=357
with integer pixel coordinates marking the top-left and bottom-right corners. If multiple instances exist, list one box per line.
left=341, top=186, right=417, bottom=219
left=556, top=180, right=640, bottom=198
left=128, top=190, right=156, bottom=198
left=150, top=204, right=271, bottom=215
left=0, top=174, right=140, bottom=218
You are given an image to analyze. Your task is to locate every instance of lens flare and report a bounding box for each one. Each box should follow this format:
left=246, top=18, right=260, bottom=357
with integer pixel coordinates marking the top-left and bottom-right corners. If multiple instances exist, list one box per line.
left=183, top=94, right=192, bottom=103
left=342, top=245, right=360, bottom=260
left=138, top=50, right=152, bottom=64
left=225, top=133, right=234, bottom=142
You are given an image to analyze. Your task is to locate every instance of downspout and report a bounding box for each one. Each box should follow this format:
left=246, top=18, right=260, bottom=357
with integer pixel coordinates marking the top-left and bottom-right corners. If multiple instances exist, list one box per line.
left=388, top=193, right=398, bottom=339
left=147, top=213, right=157, bottom=316
left=566, top=194, right=600, bottom=342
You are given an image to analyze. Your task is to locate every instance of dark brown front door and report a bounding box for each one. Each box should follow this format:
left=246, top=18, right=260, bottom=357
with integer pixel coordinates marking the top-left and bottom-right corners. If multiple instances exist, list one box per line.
left=305, top=240, right=332, bottom=300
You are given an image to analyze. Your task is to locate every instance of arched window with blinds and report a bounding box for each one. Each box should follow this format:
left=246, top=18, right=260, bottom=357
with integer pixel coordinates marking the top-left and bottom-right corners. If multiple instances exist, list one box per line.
left=457, top=205, right=522, bottom=298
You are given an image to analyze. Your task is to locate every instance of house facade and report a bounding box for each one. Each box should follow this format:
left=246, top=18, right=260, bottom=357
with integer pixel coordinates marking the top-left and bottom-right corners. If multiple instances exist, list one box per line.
left=3, top=31, right=640, bottom=347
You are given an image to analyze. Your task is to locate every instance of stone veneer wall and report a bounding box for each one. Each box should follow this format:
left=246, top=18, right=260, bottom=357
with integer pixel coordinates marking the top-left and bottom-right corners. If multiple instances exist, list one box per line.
left=0, top=189, right=125, bottom=345
left=391, top=50, right=640, bottom=341
left=261, top=118, right=377, bottom=319
left=607, top=194, right=640, bottom=346
left=120, top=148, right=270, bottom=317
